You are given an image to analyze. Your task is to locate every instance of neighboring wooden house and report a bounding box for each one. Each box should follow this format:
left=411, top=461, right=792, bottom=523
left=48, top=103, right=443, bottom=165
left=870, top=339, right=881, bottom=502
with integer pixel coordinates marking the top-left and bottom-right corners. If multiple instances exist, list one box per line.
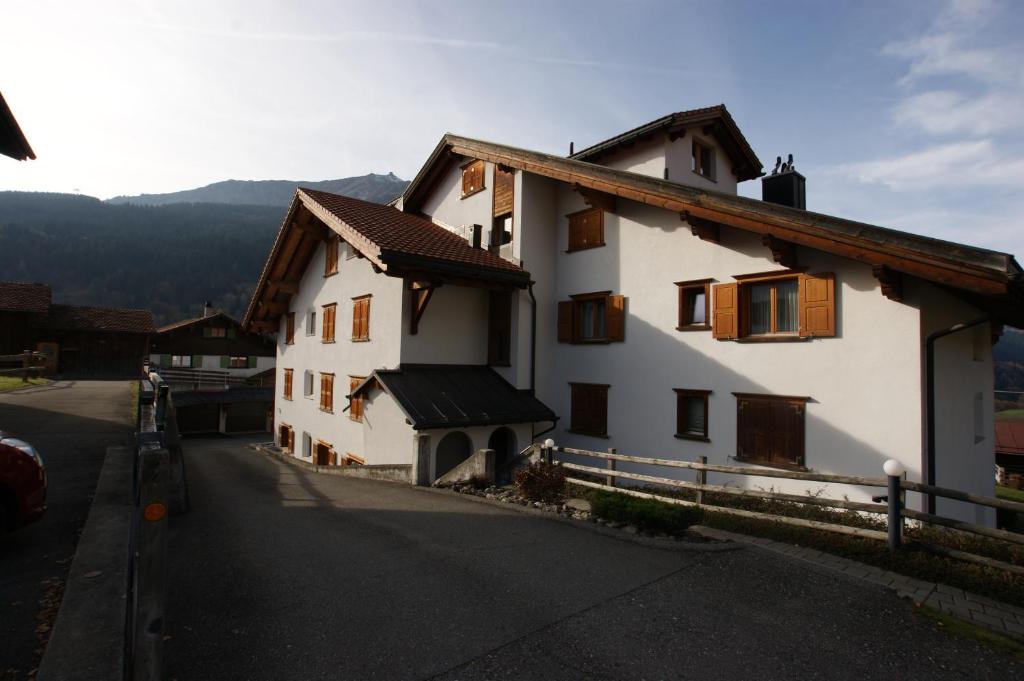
left=996, top=420, right=1024, bottom=479
left=149, top=305, right=276, bottom=378
left=244, top=104, right=1023, bottom=526
left=0, top=281, right=154, bottom=376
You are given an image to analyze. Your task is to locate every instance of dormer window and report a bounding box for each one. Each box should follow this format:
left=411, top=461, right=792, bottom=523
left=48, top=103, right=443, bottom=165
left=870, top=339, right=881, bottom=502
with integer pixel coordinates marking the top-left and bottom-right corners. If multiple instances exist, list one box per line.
left=692, top=139, right=716, bottom=181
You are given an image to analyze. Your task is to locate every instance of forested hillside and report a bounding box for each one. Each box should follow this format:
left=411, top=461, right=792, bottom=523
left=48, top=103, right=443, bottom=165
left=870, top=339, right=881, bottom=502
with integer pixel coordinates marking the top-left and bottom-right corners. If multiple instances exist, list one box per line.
left=107, top=173, right=407, bottom=207
left=0, top=192, right=282, bottom=324
left=995, top=327, right=1024, bottom=395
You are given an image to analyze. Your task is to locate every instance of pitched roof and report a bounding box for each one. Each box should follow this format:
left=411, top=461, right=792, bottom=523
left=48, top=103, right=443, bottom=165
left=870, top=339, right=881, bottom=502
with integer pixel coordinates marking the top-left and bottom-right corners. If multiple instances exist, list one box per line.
left=569, top=105, right=762, bottom=181
left=0, top=281, right=51, bottom=313
left=244, top=188, right=530, bottom=327
left=403, top=133, right=1024, bottom=325
left=172, top=387, right=273, bottom=408
left=352, top=364, right=556, bottom=430
left=34, top=304, right=155, bottom=334
left=0, top=92, right=35, bottom=161
left=156, top=311, right=236, bottom=334
left=996, top=421, right=1024, bottom=456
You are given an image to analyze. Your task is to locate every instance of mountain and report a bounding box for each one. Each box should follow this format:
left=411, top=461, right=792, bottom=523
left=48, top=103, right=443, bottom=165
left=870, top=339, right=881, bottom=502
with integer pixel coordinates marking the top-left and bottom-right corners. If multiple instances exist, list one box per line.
left=107, top=172, right=408, bottom=207
left=995, top=327, right=1024, bottom=405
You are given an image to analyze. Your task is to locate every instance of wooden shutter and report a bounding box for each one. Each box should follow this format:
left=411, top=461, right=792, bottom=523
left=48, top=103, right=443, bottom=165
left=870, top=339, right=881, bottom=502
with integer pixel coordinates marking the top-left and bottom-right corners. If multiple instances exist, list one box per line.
left=323, top=304, right=336, bottom=342
left=248, top=356, right=257, bottom=369
left=605, top=295, right=626, bottom=342
left=799, top=273, right=835, bottom=338
left=220, top=355, right=229, bottom=368
left=462, top=160, right=484, bottom=195
left=712, top=283, right=738, bottom=340
left=325, top=238, right=338, bottom=275
left=493, top=166, right=514, bottom=217
left=736, top=395, right=805, bottom=467
left=283, top=369, right=293, bottom=399
left=286, top=313, right=295, bottom=344
left=362, top=298, right=370, bottom=339
left=288, top=428, right=295, bottom=453
left=557, top=301, right=574, bottom=343
left=349, top=376, right=363, bottom=421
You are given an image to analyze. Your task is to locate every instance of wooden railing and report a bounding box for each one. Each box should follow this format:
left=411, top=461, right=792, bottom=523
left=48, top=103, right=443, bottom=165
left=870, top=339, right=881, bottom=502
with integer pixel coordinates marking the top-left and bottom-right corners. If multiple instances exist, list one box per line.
left=0, top=351, right=47, bottom=379
left=149, top=366, right=246, bottom=390
left=537, top=444, right=1024, bottom=574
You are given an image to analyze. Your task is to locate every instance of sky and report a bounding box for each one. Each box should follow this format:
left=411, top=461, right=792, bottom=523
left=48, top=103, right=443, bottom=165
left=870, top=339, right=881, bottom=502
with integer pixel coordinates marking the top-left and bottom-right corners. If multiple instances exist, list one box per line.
left=1, top=0, right=1022, bottom=257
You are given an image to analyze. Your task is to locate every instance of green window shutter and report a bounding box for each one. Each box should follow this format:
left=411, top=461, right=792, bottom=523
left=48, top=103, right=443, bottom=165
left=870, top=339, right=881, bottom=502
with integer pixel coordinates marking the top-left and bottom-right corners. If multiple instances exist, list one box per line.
left=160, top=354, right=171, bottom=367
left=227, top=328, right=237, bottom=339
left=203, top=327, right=212, bottom=338
left=220, top=355, right=230, bottom=368
left=248, top=356, right=258, bottom=368
left=191, top=355, right=203, bottom=369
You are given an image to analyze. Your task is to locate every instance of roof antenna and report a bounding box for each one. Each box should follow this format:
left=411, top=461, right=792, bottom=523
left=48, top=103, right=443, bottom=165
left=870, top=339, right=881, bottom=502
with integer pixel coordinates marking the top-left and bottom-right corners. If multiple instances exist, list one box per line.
left=772, top=156, right=781, bottom=175
left=569, top=141, right=574, bottom=155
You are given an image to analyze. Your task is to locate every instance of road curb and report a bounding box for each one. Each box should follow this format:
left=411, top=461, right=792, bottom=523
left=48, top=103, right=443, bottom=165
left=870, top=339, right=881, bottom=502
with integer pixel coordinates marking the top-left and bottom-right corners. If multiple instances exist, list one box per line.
left=690, top=525, right=1024, bottom=642
left=37, top=446, right=134, bottom=681
left=414, top=486, right=744, bottom=553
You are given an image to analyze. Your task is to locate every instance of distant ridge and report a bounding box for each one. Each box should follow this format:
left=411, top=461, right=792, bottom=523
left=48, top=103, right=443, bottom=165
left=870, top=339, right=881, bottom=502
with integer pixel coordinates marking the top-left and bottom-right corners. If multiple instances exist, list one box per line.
left=107, top=172, right=409, bottom=207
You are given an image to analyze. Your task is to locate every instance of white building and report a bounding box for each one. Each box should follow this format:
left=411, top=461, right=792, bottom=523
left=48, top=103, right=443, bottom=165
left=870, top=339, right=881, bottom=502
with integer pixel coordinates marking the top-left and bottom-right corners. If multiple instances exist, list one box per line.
left=244, top=105, right=1023, bottom=524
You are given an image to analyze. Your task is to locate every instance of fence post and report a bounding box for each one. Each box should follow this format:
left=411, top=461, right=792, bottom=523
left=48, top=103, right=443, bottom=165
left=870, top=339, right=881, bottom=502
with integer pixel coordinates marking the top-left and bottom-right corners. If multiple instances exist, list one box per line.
left=21, top=348, right=30, bottom=383
left=605, top=448, right=617, bottom=487
left=883, top=459, right=905, bottom=551
left=133, top=446, right=169, bottom=681
left=695, top=455, right=707, bottom=506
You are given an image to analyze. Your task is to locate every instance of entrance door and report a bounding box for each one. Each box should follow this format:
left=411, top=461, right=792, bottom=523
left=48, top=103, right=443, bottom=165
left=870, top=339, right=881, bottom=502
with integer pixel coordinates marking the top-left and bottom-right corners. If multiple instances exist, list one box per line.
left=488, top=427, right=517, bottom=484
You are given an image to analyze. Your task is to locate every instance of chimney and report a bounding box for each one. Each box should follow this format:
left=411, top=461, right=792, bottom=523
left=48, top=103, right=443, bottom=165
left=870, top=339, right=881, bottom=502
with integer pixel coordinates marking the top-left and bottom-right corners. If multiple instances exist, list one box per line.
left=471, top=224, right=483, bottom=249
left=761, top=154, right=806, bottom=210
left=203, top=301, right=214, bottom=318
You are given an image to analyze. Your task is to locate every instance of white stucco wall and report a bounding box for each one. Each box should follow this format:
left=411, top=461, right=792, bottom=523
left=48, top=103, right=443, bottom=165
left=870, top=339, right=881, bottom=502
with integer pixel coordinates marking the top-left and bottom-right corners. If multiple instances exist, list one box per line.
left=591, top=132, right=740, bottom=194
left=400, top=285, right=489, bottom=365
left=275, top=239, right=404, bottom=463
left=361, top=386, right=417, bottom=465
left=424, top=422, right=534, bottom=481
left=147, top=353, right=275, bottom=377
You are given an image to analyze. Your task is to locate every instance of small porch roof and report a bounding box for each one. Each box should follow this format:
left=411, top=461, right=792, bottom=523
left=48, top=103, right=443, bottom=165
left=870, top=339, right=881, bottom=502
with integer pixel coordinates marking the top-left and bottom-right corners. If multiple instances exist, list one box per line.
left=352, top=364, right=556, bottom=430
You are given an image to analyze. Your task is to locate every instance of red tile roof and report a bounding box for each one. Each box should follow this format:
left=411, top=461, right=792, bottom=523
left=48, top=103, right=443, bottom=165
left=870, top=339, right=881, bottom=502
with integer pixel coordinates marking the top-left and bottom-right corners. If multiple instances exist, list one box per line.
left=300, top=188, right=526, bottom=276
left=0, top=281, right=51, bottom=313
left=156, top=311, right=233, bottom=334
left=996, top=421, right=1024, bottom=456
left=34, top=304, right=155, bottom=334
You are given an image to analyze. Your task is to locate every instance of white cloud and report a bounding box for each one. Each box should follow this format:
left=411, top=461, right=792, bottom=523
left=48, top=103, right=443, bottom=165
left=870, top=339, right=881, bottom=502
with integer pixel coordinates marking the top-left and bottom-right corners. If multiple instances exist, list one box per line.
left=892, top=90, right=1024, bottom=135
left=837, top=139, right=1024, bottom=191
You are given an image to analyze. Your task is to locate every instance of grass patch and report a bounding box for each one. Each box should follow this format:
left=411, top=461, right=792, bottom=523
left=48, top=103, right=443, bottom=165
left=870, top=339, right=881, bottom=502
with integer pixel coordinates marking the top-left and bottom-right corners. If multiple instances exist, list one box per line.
left=0, top=376, right=50, bottom=393
left=915, top=604, right=1024, bottom=658
left=130, top=380, right=140, bottom=426
left=997, top=485, right=1024, bottom=503
left=996, top=409, right=1024, bottom=421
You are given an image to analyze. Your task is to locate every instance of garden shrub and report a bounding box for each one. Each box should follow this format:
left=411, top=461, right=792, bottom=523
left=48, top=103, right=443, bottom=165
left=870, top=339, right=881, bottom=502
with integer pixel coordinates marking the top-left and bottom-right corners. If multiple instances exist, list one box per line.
left=514, top=461, right=566, bottom=502
left=589, top=491, right=703, bottom=535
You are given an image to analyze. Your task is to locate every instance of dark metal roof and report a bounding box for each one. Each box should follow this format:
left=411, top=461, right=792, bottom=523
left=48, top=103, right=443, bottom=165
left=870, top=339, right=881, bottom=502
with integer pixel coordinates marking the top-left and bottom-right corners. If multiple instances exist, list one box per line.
left=353, top=364, right=556, bottom=430
left=173, top=387, right=273, bottom=408
left=0, top=92, right=35, bottom=161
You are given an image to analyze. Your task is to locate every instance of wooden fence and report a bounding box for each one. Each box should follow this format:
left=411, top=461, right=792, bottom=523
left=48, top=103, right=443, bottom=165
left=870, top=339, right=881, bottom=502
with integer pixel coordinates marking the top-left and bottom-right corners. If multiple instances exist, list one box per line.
left=540, top=444, right=1024, bottom=575
left=0, top=351, right=47, bottom=378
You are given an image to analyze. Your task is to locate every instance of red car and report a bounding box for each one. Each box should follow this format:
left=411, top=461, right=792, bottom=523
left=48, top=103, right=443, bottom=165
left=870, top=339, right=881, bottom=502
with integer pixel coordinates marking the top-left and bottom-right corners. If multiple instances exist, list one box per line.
left=0, top=430, right=47, bottom=533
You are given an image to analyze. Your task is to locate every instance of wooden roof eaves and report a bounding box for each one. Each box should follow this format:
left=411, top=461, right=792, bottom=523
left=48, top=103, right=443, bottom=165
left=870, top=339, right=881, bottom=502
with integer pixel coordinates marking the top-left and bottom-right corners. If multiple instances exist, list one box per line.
left=445, top=136, right=1015, bottom=297
left=295, top=189, right=387, bottom=271
left=243, top=194, right=303, bottom=328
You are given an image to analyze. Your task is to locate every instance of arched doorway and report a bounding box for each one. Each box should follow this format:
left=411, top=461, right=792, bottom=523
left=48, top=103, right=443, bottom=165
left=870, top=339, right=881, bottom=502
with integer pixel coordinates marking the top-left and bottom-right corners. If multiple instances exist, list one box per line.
left=435, top=431, right=472, bottom=480
left=488, top=427, right=517, bottom=484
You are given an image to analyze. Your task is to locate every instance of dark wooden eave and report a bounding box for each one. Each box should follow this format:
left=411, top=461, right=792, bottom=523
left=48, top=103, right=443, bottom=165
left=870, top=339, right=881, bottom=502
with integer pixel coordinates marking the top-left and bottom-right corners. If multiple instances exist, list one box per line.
left=0, top=92, right=35, bottom=161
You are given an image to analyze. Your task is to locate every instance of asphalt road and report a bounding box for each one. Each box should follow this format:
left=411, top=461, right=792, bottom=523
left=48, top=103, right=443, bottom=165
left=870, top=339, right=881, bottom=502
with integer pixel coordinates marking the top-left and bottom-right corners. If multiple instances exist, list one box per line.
left=0, top=380, right=134, bottom=681
left=166, top=438, right=1022, bottom=680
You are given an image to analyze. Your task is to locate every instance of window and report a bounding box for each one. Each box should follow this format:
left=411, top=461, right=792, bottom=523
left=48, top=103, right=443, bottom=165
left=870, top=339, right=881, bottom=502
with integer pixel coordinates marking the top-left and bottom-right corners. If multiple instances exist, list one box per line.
left=210, top=327, right=227, bottom=338
left=712, top=272, right=835, bottom=341
left=692, top=139, right=716, bottom=181
left=303, top=370, right=314, bottom=398
left=170, top=355, right=192, bottom=368
left=461, top=159, right=485, bottom=197
left=279, top=424, right=294, bottom=452
left=314, top=440, right=335, bottom=466
left=283, top=368, right=293, bottom=400
left=228, top=356, right=248, bottom=369
left=285, top=312, right=295, bottom=345
left=322, top=303, right=336, bottom=343
left=343, top=453, right=365, bottom=466
left=557, top=293, right=626, bottom=344
left=324, top=237, right=339, bottom=276
left=305, top=309, right=316, bottom=336
left=349, top=376, right=365, bottom=421
left=735, top=393, right=807, bottom=468
left=674, top=389, right=711, bottom=441
left=320, top=373, right=334, bottom=413
left=488, top=291, right=512, bottom=366
left=676, top=279, right=712, bottom=330
left=302, top=432, right=312, bottom=458
left=352, top=295, right=371, bottom=341
left=567, top=208, right=604, bottom=252
left=570, top=383, right=609, bottom=438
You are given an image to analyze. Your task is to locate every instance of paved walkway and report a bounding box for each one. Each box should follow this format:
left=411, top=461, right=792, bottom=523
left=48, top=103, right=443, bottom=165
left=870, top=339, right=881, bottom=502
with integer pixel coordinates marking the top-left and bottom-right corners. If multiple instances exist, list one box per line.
left=0, top=380, right=134, bottom=681
left=164, top=438, right=1022, bottom=680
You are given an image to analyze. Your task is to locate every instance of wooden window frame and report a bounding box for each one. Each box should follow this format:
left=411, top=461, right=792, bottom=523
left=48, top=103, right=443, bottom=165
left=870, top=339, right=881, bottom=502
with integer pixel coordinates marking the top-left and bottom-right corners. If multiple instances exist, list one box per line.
left=673, top=389, right=711, bottom=442
left=692, top=138, right=716, bottom=182
left=675, top=279, right=713, bottom=331
left=170, top=355, right=192, bottom=368
left=733, top=392, right=808, bottom=470
left=285, top=312, right=295, bottom=345
left=324, top=237, right=339, bottom=277
left=279, top=424, right=294, bottom=453
left=343, top=453, right=365, bottom=466
left=314, top=439, right=335, bottom=466
left=305, top=309, right=317, bottom=336
left=566, top=207, right=605, bottom=253
left=569, top=382, right=610, bottom=439
left=349, top=375, right=365, bottom=422
left=303, top=369, right=314, bottom=399
left=714, top=270, right=835, bottom=342
left=322, top=303, right=337, bottom=343
left=571, top=291, right=610, bottom=343
left=283, top=368, right=293, bottom=401
left=460, top=159, right=486, bottom=199
left=559, top=292, right=625, bottom=344
left=228, top=356, right=248, bottom=369
left=351, top=295, right=371, bottom=342
left=319, top=372, right=334, bottom=413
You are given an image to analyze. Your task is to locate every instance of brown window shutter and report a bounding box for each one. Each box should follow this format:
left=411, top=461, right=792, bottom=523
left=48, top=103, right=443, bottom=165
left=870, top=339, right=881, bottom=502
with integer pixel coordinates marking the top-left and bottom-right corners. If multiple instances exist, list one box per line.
left=799, top=273, right=836, bottom=338
left=712, top=283, right=738, bottom=340
left=352, top=300, right=361, bottom=339
left=557, top=301, right=574, bottom=343
left=605, top=294, right=626, bottom=342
